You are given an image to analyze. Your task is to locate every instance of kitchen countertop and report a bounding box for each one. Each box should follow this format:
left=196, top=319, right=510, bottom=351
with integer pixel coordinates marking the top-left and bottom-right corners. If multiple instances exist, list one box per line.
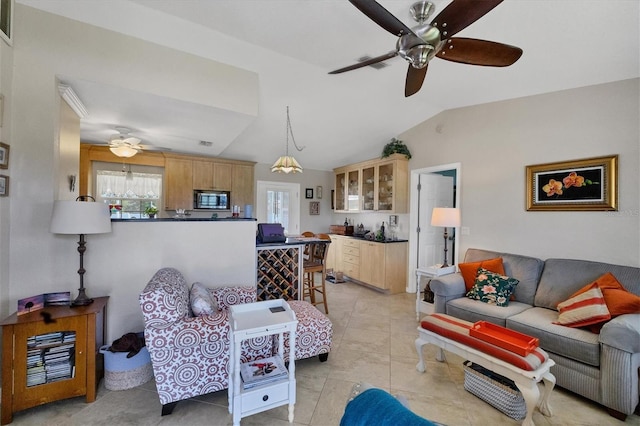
left=330, top=234, right=408, bottom=243
left=111, top=217, right=257, bottom=222
left=256, top=236, right=331, bottom=248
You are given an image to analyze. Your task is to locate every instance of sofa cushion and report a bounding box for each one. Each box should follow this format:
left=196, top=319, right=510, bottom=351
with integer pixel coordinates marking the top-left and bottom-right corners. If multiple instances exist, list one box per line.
left=463, top=249, right=543, bottom=305
left=465, top=268, right=519, bottom=307
left=507, top=307, right=600, bottom=367
left=459, top=257, right=505, bottom=291
left=446, top=298, right=532, bottom=327
left=190, top=282, right=218, bottom=316
left=553, top=283, right=610, bottom=328
left=534, top=258, right=640, bottom=311
left=572, top=272, right=640, bottom=318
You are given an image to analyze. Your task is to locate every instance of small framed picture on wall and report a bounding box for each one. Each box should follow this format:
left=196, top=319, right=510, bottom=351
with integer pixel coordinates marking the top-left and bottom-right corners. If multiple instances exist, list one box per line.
left=0, top=142, right=9, bottom=169
left=0, top=175, right=8, bottom=196
left=310, top=201, right=320, bottom=215
left=305, top=188, right=313, bottom=199
left=316, top=186, right=323, bottom=199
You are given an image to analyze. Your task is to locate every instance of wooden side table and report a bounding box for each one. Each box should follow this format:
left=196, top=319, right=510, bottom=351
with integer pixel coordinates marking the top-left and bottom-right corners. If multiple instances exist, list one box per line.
left=1, top=297, right=108, bottom=425
left=415, top=266, right=455, bottom=319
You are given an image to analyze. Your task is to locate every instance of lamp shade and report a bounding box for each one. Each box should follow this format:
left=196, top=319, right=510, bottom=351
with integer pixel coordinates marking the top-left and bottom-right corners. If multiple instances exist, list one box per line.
left=271, top=155, right=303, bottom=173
left=431, top=207, right=461, bottom=228
left=50, top=201, right=112, bottom=235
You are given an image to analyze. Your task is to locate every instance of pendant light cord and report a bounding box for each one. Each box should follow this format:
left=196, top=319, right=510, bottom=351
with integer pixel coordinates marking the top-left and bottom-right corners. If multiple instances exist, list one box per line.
left=286, top=106, right=305, bottom=153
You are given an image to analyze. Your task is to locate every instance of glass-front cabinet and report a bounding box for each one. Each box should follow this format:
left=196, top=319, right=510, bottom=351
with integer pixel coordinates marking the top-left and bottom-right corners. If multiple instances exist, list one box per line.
left=347, top=170, right=360, bottom=211
left=333, top=154, right=408, bottom=213
left=335, top=172, right=346, bottom=211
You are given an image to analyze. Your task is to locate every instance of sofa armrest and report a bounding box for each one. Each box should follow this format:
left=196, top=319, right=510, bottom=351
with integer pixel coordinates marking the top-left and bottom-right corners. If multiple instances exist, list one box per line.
left=145, top=309, right=231, bottom=350
left=211, top=286, right=257, bottom=310
left=429, top=273, right=466, bottom=313
left=599, top=314, right=640, bottom=353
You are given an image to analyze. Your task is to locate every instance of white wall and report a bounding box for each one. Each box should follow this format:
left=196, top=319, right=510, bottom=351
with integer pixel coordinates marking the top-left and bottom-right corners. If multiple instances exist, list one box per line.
left=0, top=4, right=258, bottom=321
left=87, top=220, right=257, bottom=342
left=401, top=79, right=640, bottom=267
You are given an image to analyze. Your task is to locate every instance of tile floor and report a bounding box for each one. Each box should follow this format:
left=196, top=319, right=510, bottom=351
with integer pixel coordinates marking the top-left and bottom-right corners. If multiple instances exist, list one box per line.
left=8, top=278, right=638, bottom=425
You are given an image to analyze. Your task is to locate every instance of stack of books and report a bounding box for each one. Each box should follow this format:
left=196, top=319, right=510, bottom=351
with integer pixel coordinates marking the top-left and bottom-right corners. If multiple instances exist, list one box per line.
left=240, top=356, right=288, bottom=390
left=25, top=332, right=76, bottom=387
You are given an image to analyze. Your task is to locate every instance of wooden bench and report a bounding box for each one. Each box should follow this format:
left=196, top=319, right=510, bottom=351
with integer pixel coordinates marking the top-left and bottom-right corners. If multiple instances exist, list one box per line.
left=415, top=314, right=555, bottom=426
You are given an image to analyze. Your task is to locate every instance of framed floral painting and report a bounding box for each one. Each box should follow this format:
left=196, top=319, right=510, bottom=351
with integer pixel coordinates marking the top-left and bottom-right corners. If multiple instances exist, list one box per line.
left=526, top=155, right=617, bottom=211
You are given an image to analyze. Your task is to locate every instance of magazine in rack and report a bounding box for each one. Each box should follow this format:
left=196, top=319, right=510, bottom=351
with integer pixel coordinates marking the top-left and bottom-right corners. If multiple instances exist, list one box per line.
left=240, top=355, right=288, bottom=389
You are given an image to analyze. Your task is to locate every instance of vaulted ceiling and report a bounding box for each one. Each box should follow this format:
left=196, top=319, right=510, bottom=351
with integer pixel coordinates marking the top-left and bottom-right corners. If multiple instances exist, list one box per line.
left=19, top=0, right=640, bottom=170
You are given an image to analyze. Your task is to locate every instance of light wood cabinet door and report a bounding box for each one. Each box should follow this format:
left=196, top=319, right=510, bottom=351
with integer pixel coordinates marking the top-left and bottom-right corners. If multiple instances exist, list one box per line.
left=231, top=164, right=254, bottom=209
left=193, top=161, right=232, bottom=191
left=193, top=160, right=213, bottom=190
left=213, top=163, right=232, bottom=191
left=165, top=158, right=193, bottom=210
left=360, top=241, right=386, bottom=289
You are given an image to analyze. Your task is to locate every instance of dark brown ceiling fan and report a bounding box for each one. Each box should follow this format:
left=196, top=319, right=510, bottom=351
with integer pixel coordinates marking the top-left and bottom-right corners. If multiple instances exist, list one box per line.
left=329, top=0, right=523, bottom=97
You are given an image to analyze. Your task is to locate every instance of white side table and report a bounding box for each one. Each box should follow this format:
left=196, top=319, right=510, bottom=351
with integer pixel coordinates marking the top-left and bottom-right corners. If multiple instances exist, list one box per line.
left=229, top=299, right=298, bottom=426
left=415, top=265, right=456, bottom=319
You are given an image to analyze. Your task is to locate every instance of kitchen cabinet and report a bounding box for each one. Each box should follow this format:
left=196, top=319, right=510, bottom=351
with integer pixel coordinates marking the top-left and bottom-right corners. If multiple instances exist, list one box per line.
left=329, top=236, right=408, bottom=294
left=165, top=155, right=255, bottom=212
left=164, top=157, right=193, bottom=210
left=334, top=154, right=408, bottom=213
left=1, top=298, right=108, bottom=425
left=193, top=161, right=232, bottom=191
left=231, top=164, right=255, bottom=210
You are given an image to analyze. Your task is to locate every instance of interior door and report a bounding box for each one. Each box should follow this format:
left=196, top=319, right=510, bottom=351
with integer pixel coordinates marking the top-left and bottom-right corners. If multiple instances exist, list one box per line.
left=256, top=181, right=300, bottom=235
left=417, top=174, right=454, bottom=269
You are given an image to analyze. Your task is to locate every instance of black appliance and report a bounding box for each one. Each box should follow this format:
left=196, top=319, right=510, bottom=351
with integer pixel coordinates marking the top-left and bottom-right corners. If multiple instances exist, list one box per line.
left=193, top=190, right=230, bottom=210
left=257, top=223, right=286, bottom=243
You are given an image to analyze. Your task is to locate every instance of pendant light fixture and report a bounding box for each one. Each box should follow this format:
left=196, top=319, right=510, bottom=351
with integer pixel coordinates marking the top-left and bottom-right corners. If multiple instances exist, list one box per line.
left=271, top=106, right=304, bottom=173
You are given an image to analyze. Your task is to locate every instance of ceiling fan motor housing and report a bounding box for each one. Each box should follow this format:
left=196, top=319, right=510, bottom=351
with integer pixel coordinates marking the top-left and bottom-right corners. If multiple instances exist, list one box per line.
left=397, top=24, right=441, bottom=68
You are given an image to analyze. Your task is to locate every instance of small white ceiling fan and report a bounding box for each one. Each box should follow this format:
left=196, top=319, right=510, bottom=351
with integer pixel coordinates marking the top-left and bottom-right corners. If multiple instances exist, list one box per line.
left=108, top=127, right=148, bottom=158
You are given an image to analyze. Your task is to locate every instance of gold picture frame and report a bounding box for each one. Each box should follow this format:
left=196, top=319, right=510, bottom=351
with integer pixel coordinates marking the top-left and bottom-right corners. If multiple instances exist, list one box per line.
left=526, top=155, right=618, bottom=211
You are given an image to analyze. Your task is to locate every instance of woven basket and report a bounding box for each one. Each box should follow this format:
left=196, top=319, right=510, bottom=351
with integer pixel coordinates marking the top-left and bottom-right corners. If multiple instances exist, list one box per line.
left=463, top=361, right=526, bottom=420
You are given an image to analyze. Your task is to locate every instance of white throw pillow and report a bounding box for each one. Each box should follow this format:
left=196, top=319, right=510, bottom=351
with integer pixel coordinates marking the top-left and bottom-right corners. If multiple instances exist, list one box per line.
left=190, top=282, right=218, bottom=316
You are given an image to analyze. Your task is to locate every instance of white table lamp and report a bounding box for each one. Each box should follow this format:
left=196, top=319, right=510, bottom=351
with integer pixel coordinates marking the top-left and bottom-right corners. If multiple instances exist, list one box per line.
left=50, top=199, right=112, bottom=306
left=431, top=207, right=461, bottom=268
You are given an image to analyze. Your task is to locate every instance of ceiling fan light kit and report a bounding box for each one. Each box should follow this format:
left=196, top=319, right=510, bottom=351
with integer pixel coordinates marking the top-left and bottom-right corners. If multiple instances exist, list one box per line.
left=330, top=0, right=522, bottom=97
left=108, top=127, right=144, bottom=158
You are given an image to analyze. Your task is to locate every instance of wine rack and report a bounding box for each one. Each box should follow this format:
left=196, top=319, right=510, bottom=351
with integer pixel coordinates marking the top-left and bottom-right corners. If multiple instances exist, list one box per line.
left=256, top=246, right=302, bottom=301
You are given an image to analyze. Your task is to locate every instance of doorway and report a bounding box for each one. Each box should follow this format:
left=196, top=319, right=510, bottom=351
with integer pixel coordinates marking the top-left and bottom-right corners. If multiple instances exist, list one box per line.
left=407, top=163, right=461, bottom=292
left=256, top=181, right=300, bottom=235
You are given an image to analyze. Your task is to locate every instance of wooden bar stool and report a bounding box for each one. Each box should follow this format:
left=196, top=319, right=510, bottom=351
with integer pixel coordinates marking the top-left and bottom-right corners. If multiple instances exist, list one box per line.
left=302, top=234, right=330, bottom=314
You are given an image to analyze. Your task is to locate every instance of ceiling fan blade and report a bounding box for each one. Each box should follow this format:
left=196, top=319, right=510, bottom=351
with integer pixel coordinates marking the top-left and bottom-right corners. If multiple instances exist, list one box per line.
left=405, top=64, right=428, bottom=97
left=431, top=0, right=503, bottom=38
left=329, top=51, right=398, bottom=74
left=349, top=0, right=415, bottom=37
left=436, top=38, right=522, bottom=66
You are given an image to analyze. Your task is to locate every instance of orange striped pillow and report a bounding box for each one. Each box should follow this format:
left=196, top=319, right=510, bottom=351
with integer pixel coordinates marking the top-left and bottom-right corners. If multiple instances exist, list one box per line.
left=553, top=283, right=611, bottom=328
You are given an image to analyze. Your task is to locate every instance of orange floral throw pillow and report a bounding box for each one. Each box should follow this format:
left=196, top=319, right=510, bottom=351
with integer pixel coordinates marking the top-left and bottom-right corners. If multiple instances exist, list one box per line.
left=566, top=272, right=640, bottom=332
left=553, top=283, right=611, bottom=328
left=458, top=258, right=505, bottom=291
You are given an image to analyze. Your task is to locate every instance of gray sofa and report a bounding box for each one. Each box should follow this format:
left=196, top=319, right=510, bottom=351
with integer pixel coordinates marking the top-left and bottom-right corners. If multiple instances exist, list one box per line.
left=429, top=248, right=640, bottom=419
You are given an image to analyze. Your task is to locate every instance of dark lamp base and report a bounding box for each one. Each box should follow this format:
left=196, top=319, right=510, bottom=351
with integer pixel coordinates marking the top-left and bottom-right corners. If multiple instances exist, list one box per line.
left=72, top=288, right=94, bottom=306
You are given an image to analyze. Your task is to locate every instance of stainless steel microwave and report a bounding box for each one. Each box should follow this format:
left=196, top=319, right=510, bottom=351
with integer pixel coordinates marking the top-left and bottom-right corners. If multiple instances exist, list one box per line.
left=193, top=190, right=230, bottom=210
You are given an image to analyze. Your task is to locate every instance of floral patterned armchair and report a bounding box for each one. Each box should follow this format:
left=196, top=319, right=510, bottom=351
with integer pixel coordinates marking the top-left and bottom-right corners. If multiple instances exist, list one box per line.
left=139, top=268, right=272, bottom=415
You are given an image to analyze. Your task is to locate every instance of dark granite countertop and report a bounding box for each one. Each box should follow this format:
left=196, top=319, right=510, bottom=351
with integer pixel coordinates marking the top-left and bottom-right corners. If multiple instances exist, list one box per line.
left=330, top=234, right=408, bottom=244
left=111, top=217, right=257, bottom=222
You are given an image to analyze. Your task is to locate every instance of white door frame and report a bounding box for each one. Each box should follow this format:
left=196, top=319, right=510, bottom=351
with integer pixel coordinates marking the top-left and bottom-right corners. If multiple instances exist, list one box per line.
left=256, top=180, right=301, bottom=235
left=407, top=162, right=461, bottom=292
